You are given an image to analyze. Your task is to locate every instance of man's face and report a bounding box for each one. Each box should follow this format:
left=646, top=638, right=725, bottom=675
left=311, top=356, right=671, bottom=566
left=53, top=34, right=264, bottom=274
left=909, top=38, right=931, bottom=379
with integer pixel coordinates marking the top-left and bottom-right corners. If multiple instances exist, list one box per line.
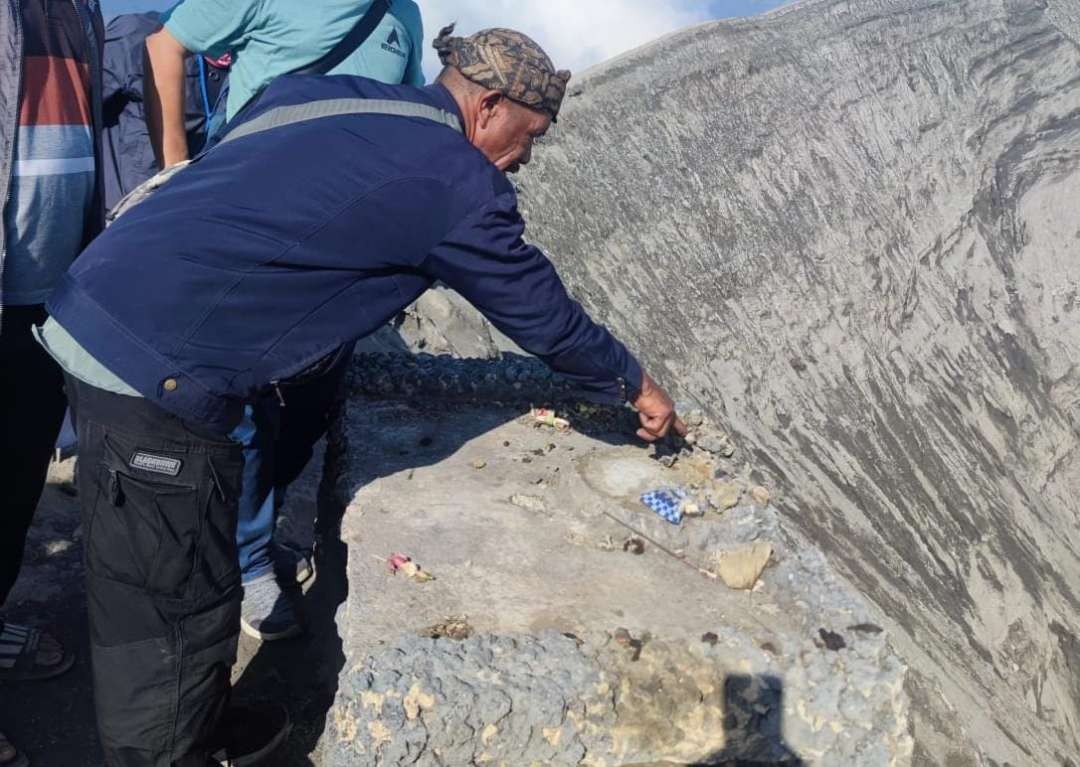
left=473, top=94, right=552, bottom=173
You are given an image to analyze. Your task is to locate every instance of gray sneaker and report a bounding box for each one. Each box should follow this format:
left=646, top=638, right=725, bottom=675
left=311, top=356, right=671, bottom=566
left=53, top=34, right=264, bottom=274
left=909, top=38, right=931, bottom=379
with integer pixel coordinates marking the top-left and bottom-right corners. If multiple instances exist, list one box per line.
left=240, top=573, right=302, bottom=642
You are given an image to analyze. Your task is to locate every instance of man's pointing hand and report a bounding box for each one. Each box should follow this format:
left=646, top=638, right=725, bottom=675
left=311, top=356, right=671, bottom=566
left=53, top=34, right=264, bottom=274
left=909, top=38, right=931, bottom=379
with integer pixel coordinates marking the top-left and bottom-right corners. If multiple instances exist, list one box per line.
left=632, top=372, right=687, bottom=443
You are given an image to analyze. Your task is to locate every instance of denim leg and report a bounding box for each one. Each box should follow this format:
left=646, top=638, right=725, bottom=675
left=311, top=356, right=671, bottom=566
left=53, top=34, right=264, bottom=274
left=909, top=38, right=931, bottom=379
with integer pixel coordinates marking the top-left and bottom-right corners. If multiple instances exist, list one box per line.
left=231, top=399, right=280, bottom=585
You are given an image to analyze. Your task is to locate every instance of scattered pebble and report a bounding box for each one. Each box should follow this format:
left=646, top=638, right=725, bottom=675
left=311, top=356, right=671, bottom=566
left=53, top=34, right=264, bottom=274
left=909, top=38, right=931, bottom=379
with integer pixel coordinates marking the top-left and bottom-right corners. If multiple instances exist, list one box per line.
left=472, top=459, right=487, bottom=470
left=695, top=429, right=736, bottom=457
left=681, top=501, right=704, bottom=518
left=701, top=632, right=719, bottom=646
left=750, top=486, right=771, bottom=506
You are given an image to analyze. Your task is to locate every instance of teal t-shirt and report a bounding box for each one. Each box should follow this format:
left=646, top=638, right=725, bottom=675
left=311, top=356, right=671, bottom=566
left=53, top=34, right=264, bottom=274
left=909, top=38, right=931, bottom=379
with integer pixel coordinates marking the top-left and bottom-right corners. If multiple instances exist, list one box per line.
left=163, top=0, right=425, bottom=121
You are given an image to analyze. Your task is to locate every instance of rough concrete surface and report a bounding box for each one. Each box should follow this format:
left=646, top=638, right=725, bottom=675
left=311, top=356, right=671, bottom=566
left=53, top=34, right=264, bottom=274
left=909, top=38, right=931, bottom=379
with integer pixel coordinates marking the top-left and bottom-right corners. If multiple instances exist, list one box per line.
left=6, top=1, right=1080, bottom=765
left=417, top=0, right=1080, bottom=763
left=320, top=363, right=913, bottom=766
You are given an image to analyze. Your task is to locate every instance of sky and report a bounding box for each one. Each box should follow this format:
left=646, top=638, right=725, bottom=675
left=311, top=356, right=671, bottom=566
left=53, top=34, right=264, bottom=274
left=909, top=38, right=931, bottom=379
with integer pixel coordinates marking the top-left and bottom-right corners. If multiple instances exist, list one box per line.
left=98, top=0, right=794, bottom=78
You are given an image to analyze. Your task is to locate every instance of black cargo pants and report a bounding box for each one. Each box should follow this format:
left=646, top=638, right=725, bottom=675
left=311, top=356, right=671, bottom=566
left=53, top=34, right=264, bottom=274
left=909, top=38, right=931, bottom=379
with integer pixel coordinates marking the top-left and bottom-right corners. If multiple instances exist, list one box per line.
left=66, top=376, right=244, bottom=767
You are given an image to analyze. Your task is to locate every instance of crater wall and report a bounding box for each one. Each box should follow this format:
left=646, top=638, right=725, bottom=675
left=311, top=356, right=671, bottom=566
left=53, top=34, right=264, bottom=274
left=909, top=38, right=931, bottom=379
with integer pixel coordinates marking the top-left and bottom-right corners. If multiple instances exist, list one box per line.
left=511, top=0, right=1080, bottom=762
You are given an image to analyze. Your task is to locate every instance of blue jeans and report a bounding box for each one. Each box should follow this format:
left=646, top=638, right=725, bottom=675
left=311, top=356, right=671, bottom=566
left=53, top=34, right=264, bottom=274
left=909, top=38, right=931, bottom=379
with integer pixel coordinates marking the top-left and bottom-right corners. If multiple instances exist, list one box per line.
left=232, top=397, right=280, bottom=583
left=234, top=346, right=353, bottom=584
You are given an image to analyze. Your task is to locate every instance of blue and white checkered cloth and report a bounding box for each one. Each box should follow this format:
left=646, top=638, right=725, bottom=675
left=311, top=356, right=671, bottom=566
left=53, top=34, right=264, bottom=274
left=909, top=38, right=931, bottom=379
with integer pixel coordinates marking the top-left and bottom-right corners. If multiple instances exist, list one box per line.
left=640, top=487, right=688, bottom=525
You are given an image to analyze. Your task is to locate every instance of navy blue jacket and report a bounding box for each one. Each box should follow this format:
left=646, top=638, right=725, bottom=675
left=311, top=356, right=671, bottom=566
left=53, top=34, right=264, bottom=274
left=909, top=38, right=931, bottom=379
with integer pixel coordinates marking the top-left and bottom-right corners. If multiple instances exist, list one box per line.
left=102, top=12, right=228, bottom=210
left=48, top=75, right=642, bottom=432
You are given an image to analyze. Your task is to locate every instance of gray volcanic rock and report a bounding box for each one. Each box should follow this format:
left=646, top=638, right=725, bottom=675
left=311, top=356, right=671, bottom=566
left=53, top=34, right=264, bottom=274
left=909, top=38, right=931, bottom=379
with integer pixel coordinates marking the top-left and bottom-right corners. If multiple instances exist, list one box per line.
left=504, top=0, right=1080, bottom=764
left=322, top=390, right=912, bottom=766
left=355, top=287, right=523, bottom=359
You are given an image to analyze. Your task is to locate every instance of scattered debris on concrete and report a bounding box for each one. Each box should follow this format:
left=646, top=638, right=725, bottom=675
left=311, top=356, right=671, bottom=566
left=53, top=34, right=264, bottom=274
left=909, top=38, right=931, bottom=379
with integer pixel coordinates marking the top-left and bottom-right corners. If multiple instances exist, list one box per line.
left=713, top=541, right=773, bottom=590
left=690, top=424, right=737, bottom=458
left=709, top=480, right=744, bottom=511
left=597, top=534, right=617, bottom=551
left=613, top=627, right=647, bottom=661
left=471, top=459, right=487, bottom=470
left=682, top=499, right=704, bottom=518
left=387, top=553, right=436, bottom=583
left=622, top=536, right=646, bottom=555
left=531, top=407, right=570, bottom=431
left=421, top=616, right=473, bottom=640
left=640, top=487, right=688, bottom=524
left=509, top=493, right=548, bottom=514
left=818, top=628, right=847, bottom=651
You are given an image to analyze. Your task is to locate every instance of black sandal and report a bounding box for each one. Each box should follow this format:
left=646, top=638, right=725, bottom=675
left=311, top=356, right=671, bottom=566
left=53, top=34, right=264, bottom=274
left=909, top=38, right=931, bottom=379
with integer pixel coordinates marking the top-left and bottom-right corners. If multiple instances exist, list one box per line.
left=0, top=621, right=74, bottom=683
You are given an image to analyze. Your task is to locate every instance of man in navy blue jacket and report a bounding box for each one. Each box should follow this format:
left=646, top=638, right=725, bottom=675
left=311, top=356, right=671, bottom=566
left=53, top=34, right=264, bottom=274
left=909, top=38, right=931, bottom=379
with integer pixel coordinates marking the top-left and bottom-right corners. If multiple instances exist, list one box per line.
left=37, top=25, right=685, bottom=765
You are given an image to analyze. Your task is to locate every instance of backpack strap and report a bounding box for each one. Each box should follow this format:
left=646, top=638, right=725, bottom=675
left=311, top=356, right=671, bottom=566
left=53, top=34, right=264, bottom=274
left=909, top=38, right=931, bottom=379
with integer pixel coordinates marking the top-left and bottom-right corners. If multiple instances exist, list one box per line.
left=213, top=98, right=463, bottom=149
left=290, top=0, right=392, bottom=76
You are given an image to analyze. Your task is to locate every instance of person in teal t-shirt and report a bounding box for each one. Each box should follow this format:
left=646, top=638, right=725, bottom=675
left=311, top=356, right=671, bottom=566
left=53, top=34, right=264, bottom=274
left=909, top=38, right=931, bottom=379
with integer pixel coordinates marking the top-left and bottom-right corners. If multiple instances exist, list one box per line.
left=144, top=0, right=424, bottom=167
left=140, top=0, right=425, bottom=647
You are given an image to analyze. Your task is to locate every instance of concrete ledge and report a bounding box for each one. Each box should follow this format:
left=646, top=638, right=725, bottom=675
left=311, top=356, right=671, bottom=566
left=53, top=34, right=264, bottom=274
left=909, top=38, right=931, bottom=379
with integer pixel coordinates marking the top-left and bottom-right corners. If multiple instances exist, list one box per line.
left=320, top=369, right=911, bottom=765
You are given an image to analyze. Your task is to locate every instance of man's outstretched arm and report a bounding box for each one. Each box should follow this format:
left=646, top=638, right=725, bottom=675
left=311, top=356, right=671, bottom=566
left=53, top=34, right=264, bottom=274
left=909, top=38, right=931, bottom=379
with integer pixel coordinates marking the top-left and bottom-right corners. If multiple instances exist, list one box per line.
left=424, top=193, right=686, bottom=442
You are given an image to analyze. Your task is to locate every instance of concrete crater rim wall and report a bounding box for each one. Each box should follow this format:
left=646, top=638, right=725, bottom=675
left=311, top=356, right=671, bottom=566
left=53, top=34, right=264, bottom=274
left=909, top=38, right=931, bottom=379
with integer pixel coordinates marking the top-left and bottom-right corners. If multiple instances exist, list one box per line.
left=505, top=0, right=1080, bottom=763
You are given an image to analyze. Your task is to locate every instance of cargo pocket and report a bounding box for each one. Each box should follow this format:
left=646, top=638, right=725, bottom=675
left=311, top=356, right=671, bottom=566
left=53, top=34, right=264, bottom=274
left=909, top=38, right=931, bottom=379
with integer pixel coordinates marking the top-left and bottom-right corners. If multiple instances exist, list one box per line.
left=86, top=465, right=200, bottom=598
left=91, top=635, right=177, bottom=752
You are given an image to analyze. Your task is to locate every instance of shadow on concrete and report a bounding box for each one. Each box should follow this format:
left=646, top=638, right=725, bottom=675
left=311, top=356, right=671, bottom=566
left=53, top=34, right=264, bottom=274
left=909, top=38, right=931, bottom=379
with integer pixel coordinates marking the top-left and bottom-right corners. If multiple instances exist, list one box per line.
left=229, top=353, right=655, bottom=763
left=698, top=674, right=803, bottom=766
left=624, top=674, right=802, bottom=767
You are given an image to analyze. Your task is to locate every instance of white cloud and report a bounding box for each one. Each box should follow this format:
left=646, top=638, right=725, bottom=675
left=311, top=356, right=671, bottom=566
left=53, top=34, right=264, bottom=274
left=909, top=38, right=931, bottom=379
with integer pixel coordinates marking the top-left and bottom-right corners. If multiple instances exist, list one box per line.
left=418, top=0, right=713, bottom=80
